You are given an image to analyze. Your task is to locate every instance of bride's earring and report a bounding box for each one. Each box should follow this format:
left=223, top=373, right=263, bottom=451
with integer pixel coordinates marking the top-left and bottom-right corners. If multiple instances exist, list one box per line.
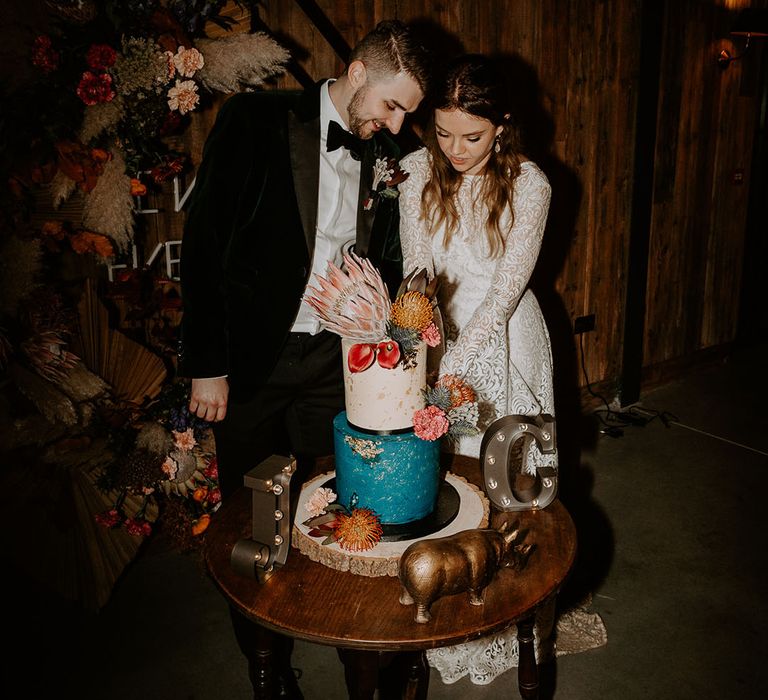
left=494, top=135, right=501, bottom=153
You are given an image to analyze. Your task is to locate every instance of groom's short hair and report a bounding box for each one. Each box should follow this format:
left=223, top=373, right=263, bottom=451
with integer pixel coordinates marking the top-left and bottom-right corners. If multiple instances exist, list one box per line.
left=349, top=20, right=431, bottom=93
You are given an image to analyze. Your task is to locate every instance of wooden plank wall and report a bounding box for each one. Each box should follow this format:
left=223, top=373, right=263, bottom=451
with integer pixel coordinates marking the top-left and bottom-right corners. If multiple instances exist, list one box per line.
left=186, top=0, right=764, bottom=396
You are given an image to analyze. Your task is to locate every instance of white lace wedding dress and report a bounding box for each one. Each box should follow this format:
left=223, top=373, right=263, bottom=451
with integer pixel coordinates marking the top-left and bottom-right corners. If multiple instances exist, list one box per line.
left=399, top=147, right=557, bottom=685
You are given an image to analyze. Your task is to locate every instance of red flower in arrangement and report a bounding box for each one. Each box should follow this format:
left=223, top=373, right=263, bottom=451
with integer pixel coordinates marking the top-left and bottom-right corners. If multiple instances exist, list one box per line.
left=31, top=35, right=59, bottom=73
left=207, top=488, right=222, bottom=505
left=76, top=71, right=116, bottom=105
left=148, top=154, right=185, bottom=182
left=95, top=508, right=122, bottom=528
left=203, top=457, right=218, bottom=480
left=86, top=43, right=117, bottom=70
left=124, top=517, right=152, bottom=537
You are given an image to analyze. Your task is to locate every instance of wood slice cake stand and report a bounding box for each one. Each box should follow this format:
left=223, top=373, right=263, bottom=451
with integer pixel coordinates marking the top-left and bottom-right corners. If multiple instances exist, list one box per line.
left=292, top=471, right=490, bottom=577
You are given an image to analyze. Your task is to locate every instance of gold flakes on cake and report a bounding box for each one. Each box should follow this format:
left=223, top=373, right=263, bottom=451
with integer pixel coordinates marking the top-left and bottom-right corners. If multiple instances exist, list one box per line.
left=436, top=374, right=477, bottom=407
left=390, top=291, right=433, bottom=332
left=344, top=436, right=383, bottom=460
left=333, top=508, right=383, bottom=551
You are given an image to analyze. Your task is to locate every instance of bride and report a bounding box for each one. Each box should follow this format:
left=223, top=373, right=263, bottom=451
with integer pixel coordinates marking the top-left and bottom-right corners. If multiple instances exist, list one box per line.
left=399, top=54, right=557, bottom=685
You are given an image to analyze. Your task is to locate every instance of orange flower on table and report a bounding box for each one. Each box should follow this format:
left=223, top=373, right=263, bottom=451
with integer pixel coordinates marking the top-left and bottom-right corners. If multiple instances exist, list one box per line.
left=192, top=486, right=209, bottom=503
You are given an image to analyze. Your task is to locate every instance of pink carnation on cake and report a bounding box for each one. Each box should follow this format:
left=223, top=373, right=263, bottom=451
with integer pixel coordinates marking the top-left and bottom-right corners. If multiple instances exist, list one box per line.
left=413, top=405, right=450, bottom=441
left=421, top=322, right=441, bottom=347
left=305, top=486, right=337, bottom=517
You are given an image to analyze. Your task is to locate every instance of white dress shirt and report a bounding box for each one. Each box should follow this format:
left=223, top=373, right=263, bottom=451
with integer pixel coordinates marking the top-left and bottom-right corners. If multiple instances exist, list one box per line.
left=291, top=80, right=361, bottom=333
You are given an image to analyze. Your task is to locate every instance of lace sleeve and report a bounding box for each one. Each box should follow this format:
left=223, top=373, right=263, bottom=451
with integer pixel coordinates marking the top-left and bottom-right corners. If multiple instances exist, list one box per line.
left=442, top=164, right=551, bottom=376
left=399, top=149, right=435, bottom=278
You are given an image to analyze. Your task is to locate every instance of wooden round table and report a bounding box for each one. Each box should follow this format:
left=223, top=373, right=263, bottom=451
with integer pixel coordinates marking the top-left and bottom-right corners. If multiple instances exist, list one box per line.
left=205, top=455, right=577, bottom=699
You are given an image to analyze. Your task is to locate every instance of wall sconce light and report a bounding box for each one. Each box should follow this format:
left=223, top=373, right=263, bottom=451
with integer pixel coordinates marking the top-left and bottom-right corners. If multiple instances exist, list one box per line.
left=718, top=8, right=768, bottom=69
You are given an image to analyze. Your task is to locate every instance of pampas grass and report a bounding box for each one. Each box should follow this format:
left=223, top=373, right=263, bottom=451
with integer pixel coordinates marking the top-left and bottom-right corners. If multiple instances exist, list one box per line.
left=50, top=170, right=77, bottom=209
left=79, top=98, right=123, bottom=144
left=81, top=148, right=135, bottom=252
left=197, top=32, right=290, bottom=93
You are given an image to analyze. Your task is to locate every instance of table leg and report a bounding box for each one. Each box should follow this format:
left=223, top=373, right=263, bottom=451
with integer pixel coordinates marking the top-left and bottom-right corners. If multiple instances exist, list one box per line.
left=403, top=650, right=429, bottom=700
left=248, top=624, right=275, bottom=699
left=517, top=616, right=539, bottom=699
left=337, top=648, right=379, bottom=699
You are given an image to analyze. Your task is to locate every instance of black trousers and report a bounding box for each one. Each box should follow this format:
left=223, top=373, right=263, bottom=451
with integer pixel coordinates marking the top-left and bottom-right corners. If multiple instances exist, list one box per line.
left=213, top=330, right=344, bottom=498
left=212, top=330, right=344, bottom=693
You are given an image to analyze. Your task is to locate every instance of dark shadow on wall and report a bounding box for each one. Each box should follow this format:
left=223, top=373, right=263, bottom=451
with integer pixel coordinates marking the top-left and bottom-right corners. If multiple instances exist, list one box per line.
left=492, top=53, right=614, bottom=609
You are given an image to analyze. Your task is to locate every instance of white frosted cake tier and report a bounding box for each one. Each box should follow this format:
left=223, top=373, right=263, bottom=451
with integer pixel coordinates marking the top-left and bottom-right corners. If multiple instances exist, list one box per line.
left=341, top=338, right=426, bottom=432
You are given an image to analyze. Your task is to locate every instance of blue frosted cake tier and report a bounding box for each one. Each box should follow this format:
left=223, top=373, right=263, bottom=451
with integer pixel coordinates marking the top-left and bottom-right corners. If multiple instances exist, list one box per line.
left=333, top=411, right=441, bottom=525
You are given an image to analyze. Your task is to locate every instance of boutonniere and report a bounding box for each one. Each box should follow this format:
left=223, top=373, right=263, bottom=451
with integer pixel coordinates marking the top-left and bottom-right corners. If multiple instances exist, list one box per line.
left=363, top=157, right=409, bottom=211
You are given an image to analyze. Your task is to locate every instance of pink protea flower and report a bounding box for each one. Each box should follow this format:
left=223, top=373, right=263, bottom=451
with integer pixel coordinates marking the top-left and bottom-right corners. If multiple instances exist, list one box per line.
left=172, top=428, right=197, bottom=452
left=76, top=71, right=115, bottom=105
left=421, top=322, right=441, bottom=347
left=86, top=43, right=117, bottom=70
left=95, top=508, right=121, bottom=528
left=413, top=405, right=450, bottom=441
left=305, top=487, right=337, bottom=517
left=162, top=456, right=178, bottom=479
left=172, top=46, right=205, bottom=77
left=304, top=252, right=391, bottom=341
left=167, top=79, right=199, bottom=114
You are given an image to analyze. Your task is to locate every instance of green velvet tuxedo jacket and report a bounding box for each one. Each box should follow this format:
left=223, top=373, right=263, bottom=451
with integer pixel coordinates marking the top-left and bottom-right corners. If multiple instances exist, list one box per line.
left=178, top=83, right=404, bottom=401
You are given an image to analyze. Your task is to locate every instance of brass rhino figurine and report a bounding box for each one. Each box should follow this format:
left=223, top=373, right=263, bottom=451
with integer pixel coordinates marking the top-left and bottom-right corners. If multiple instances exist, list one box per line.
left=398, top=520, right=533, bottom=623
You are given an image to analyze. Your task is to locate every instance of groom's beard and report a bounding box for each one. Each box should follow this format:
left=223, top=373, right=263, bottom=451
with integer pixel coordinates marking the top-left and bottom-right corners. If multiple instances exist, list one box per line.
left=347, top=83, right=372, bottom=139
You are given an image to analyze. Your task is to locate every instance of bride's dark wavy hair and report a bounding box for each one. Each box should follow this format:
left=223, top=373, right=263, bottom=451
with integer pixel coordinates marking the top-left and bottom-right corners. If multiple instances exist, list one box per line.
left=421, top=55, right=523, bottom=257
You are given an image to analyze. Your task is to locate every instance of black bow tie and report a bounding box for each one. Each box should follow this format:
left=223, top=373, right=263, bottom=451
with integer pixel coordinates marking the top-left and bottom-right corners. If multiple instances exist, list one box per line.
left=326, top=120, right=365, bottom=161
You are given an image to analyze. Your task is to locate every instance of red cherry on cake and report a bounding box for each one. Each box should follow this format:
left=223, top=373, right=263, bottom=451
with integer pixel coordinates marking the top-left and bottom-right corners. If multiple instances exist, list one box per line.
left=347, top=343, right=377, bottom=373
left=376, top=340, right=401, bottom=369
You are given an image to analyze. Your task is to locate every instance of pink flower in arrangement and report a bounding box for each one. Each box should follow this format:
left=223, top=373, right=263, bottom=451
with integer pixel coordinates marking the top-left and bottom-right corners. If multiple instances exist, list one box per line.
left=31, top=35, right=59, bottom=73
left=305, top=487, right=337, bottom=518
left=162, top=456, right=178, bottom=479
left=172, top=428, right=197, bottom=452
left=172, top=46, right=205, bottom=77
left=167, top=79, right=199, bottom=114
left=421, top=322, right=441, bottom=347
left=86, top=43, right=117, bottom=70
left=207, top=488, right=222, bottom=505
left=95, top=508, right=121, bottom=528
left=164, top=50, right=176, bottom=80
left=124, top=517, right=152, bottom=537
left=76, top=71, right=115, bottom=105
left=413, top=405, right=450, bottom=441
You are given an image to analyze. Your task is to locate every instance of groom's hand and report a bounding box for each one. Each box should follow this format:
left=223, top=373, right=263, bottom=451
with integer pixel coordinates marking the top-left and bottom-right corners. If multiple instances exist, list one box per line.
left=189, top=377, right=229, bottom=422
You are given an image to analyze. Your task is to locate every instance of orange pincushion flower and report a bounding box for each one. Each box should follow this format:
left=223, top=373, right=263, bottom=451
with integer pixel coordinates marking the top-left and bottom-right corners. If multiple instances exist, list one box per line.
left=436, top=374, right=476, bottom=407
left=333, top=508, right=383, bottom=552
left=390, top=290, right=433, bottom=332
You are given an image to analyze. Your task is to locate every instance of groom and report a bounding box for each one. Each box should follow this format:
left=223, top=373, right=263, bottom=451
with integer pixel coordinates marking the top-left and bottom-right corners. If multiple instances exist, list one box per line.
left=179, top=20, right=429, bottom=698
